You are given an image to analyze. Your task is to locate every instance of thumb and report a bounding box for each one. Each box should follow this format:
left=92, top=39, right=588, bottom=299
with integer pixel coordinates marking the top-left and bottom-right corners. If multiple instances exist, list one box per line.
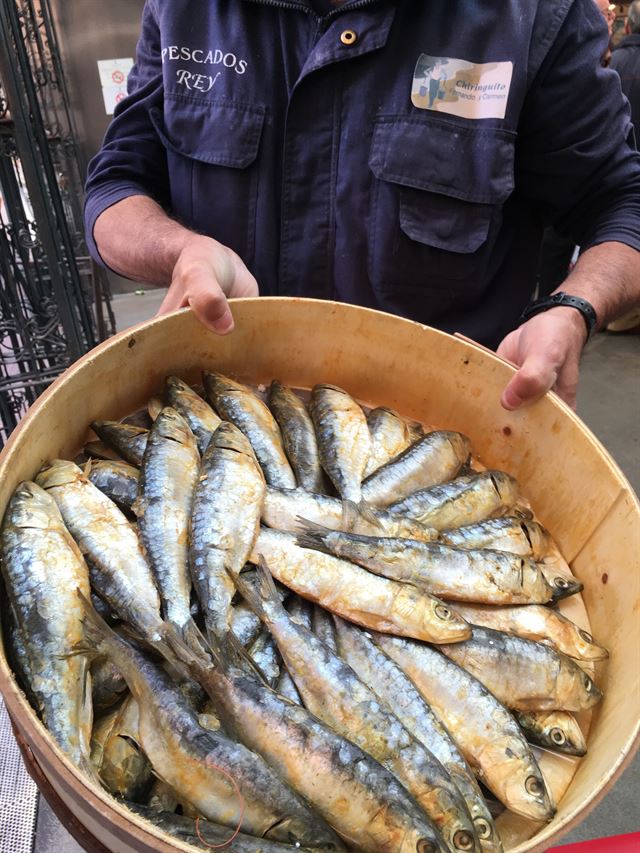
left=501, top=354, right=558, bottom=411
left=187, top=278, right=234, bottom=334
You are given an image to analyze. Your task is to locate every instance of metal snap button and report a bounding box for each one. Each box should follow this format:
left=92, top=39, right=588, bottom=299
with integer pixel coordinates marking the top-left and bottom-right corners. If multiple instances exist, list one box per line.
left=340, top=29, right=358, bottom=46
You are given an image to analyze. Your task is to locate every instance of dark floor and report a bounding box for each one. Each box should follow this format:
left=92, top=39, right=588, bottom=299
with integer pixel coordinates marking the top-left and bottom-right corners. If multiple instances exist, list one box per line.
left=33, top=298, right=640, bottom=850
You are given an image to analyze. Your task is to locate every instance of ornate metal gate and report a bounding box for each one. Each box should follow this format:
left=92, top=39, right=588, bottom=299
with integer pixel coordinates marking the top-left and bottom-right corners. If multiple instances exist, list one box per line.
left=0, top=0, right=115, bottom=446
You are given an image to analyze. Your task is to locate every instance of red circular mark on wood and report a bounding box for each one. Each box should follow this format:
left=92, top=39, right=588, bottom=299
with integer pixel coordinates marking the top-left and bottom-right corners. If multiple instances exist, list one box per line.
left=601, top=573, right=609, bottom=584
left=503, top=426, right=512, bottom=436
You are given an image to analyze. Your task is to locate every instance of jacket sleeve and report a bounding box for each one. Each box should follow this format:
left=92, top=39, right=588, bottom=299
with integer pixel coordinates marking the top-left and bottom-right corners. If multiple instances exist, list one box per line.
left=516, top=0, right=640, bottom=251
left=84, top=0, right=168, bottom=264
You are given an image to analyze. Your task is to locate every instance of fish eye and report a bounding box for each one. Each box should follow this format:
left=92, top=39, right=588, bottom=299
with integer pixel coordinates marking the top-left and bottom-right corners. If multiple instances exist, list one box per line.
left=453, top=829, right=475, bottom=851
left=583, top=674, right=593, bottom=691
left=435, top=604, right=452, bottom=621
left=475, top=819, right=491, bottom=839
left=525, top=775, right=544, bottom=797
left=550, top=727, right=566, bottom=745
left=417, top=841, right=438, bottom=853
left=578, top=629, right=593, bottom=643
left=554, top=577, right=570, bottom=589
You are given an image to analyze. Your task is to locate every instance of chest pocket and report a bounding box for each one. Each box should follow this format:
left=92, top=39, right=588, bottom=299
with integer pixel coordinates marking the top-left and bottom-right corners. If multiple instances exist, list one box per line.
left=368, top=114, right=515, bottom=318
left=150, top=94, right=265, bottom=263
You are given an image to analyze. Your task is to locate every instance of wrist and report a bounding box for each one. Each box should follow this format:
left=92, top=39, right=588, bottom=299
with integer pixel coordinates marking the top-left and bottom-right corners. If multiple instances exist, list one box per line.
left=545, top=305, right=589, bottom=346
left=521, top=291, right=597, bottom=341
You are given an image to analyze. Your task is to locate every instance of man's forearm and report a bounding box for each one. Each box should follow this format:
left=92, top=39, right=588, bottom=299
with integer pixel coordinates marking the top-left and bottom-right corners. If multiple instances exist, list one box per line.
left=559, top=241, right=640, bottom=328
left=93, top=195, right=198, bottom=285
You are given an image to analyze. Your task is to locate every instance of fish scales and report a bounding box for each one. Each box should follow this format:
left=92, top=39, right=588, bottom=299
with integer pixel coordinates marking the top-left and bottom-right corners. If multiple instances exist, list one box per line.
left=181, top=632, right=447, bottom=853
left=189, top=422, right=265, bottom=639
left=36, top=460, right=163, bottom=643
left=451, top=603, right=608, bottom=662
left=263, top=486, right=437, bottom=541
left=309, top=384, right=371, bottom=509
left=236, top=563, right=476, bottom=853
left=86, top=460, right=139, bottom=513
left=333, top=617, right=503, bottom=853
left=165, top=375, right=221, bottom=454
left=365, top=407, right=417, bottom=477
left=438, top=625, right=602, bottom=712
left=82, top=604, right=339, bottom=848
left=375, top=633, right=555, bottom=822
left=390, top=471, right=519, bottom=530
left=0, top=482, right=94, bottom=774
left=91, top=420, right=148, bottom=466
left=203, top=370, right=295, bottom=488
left=297, top=524, right=553, bottom=605
left=268, top=380, right=327, bottom=492
left=361, top=431, right=471, bottom=507
left=440, top=518, right=550, bottom=560
left=252, top=528, right=470, bottom=643
left=135, top=407, right=199, bottom=630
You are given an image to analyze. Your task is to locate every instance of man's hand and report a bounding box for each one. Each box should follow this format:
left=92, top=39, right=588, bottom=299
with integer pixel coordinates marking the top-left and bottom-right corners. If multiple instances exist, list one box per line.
left=157, top=235, right=258, bottom=334
left=93, top=196, right=258, bottom=334
left=496, top=307, right=588, bottom=411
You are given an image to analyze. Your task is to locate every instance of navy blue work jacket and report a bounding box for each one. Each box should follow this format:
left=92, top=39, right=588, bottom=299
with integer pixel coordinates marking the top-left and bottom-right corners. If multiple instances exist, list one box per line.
left=85, top=0, right=640, bottom=349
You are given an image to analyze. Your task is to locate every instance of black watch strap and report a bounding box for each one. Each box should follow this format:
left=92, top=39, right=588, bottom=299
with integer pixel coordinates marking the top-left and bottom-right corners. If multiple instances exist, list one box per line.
left=520, top=292, right=598, bottom=340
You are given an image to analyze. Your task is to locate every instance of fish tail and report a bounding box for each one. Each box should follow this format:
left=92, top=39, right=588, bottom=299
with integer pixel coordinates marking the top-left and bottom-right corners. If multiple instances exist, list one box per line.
left=294, top=517, right=334, bottom=554
left=163, top=618, right=212, bottom=670
left=235, top=556, right=284, bottom=622
left=342, top=498, right=383, bottom=532
left=75, top=590, right=116, bottom=656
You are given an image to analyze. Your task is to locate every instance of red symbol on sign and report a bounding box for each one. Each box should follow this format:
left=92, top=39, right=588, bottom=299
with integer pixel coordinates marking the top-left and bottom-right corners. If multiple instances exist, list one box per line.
left=115, top=92, right=125, bottom=104
left=112, top=70, right=125, bottom=84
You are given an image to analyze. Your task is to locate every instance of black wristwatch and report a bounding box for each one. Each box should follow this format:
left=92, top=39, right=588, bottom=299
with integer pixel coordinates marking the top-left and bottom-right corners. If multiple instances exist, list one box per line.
left=520, top=292, right=598, bottom=340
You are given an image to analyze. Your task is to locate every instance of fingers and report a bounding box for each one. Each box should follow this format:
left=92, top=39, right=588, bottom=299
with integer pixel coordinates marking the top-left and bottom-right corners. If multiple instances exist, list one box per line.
left=501, top=354, right=559, bottom=411
left=188, top=279, right=234, bottom=334
left=154, top=237, right=259, bottom=333
left=157, top=286, right=188, bottom=316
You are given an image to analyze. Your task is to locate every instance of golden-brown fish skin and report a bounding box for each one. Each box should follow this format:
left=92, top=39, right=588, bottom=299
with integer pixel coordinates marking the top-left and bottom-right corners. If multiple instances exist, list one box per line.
left=165, top=375, right=222, bottom=455
left=254, top=527, right=471, bottom=643
left=297, top=523, right=553, bottom=605
left=440, top=518, right=550, bottom=560
left=361, top=431, right=471, bottom=508
left=203, top=370, right=296, bottom=489
left=190, top=422, right=266, bottom=639
left=90, top=694, right=153, bottom=800
left=0, top=482, right=94, bottom=775
left=85, top=460, right=140, bottom=513
left=375, top=633, right=555, bottom=823
left=81, top=602, right=340, bottom=848
left=91, top=420, right=149, bottom=466
left=36, top=460, right=164, bottom=643
left=450, top=603, right=608, bottom=662
left=135, top=407, right=199, bottom=631
left=514, top=710, right=587, bottom=757
left=365, top=407, right=415, bottom=477
left=236, top=564, right=476, bottom=853
left=181, top=634, right=447, bottom=853
left=309, top=384, right=371, bottom=506
left=438, top=625, right=603, bottom=712
left=267, top=380, right=327, bottom=493
left=263, top=487, right=438, bottom=541
left=390, top=471, right=519, bottom=530
left=333, top=618, right=503, bottom=853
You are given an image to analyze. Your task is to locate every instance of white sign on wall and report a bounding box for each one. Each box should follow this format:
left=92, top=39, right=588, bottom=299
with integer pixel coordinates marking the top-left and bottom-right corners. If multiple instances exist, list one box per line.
left=97, top=58, right=134, bottom=115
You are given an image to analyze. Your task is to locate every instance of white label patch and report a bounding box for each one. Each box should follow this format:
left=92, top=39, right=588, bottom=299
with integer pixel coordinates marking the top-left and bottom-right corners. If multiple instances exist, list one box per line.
left=412, top=55, right=513, bottom=120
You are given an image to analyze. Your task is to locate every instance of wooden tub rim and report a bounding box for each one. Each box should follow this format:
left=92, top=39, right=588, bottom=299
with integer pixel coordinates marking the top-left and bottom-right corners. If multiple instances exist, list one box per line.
left=0, top=297, right=637, bottom=853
